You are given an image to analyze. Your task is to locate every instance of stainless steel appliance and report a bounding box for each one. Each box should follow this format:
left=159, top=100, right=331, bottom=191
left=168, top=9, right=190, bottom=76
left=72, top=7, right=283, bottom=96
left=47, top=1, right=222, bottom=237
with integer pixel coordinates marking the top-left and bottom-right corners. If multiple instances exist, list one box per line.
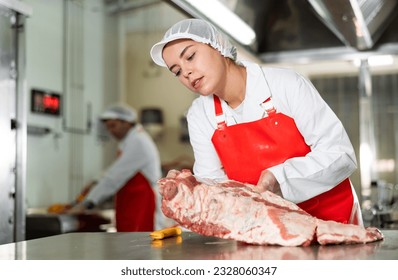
left=0, top=0, right=31, bottom=245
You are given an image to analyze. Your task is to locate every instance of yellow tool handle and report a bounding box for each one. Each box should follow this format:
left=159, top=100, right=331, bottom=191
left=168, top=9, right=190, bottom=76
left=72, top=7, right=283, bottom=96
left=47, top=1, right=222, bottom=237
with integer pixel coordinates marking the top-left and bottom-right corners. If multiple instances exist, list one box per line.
left=150, top=227, right=182, bottom=240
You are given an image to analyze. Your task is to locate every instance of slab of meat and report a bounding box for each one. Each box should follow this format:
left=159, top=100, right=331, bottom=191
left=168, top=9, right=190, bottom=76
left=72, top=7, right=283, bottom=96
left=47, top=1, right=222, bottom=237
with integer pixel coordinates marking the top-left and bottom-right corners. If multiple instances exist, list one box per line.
left=158, top=169, right=383, bottom=246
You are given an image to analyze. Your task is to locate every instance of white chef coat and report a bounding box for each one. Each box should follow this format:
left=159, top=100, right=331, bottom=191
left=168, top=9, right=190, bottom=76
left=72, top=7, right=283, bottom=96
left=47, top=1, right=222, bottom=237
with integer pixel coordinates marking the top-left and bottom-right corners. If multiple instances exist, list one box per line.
left=85, top=124, right=172, bottom=230
left=187, top=60, right=359, bottom=206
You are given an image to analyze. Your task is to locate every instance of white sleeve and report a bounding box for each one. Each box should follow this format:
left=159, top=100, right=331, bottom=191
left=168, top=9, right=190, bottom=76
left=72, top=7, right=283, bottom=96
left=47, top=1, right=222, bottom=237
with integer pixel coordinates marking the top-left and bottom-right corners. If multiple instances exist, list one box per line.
left=267, top=70, right=357, bottom=203
left=84, top=134, right=145, bottom=205
left=187, top=99, right=228, bottom=181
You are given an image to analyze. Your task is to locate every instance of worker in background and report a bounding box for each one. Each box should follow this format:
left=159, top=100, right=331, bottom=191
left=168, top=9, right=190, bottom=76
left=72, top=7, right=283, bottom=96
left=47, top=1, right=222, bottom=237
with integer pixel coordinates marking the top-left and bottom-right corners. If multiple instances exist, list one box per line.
left=70, top=103, right=170, bottom=231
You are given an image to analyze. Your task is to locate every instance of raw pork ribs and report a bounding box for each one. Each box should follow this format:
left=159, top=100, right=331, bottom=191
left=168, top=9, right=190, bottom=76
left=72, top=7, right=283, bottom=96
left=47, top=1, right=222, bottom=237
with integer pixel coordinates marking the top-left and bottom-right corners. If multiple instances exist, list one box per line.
left=158, top=169, right=383, bottom=246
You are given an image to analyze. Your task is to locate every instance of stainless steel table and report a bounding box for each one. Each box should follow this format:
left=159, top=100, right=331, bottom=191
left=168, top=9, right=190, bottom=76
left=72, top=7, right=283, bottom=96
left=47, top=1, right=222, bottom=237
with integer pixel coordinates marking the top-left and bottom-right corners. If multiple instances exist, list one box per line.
left=0, top=230, right=397, bottom=260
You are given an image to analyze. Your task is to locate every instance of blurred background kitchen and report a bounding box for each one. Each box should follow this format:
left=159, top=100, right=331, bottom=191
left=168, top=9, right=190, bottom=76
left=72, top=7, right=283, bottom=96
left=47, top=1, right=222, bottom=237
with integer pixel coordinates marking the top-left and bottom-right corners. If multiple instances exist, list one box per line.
left=1, top=0, right=398, bottom=245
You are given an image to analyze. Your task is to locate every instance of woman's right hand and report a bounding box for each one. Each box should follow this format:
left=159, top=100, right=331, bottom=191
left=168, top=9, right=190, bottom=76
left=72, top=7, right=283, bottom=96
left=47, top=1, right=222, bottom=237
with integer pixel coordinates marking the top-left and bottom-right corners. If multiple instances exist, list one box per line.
left=256, top=169, right=282, bottom=197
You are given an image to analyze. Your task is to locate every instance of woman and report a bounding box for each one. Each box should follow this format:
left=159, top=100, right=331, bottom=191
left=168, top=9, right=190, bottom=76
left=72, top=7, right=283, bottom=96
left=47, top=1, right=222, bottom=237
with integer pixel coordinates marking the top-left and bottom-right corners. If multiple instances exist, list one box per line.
left=150, top=18, right=362, bottom=225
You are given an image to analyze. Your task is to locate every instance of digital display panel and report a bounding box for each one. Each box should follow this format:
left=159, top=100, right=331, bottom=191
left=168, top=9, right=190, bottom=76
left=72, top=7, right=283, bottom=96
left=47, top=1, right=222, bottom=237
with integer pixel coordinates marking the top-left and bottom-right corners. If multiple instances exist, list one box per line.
left=31, top=89, right=61, bottom=116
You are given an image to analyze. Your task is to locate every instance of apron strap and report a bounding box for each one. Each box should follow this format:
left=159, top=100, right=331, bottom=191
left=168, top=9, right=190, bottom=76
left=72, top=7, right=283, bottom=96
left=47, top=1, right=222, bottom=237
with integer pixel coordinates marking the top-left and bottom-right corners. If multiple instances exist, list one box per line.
left=260, top=97, right=277, bottom=116
left=214, top=95, right=277, bottom=128
left=213, top=95, right=226, bottom=129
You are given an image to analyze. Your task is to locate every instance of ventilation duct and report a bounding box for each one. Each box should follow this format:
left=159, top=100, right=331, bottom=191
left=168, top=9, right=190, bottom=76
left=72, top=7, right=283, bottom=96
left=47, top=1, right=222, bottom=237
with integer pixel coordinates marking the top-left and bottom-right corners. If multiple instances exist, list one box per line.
left=308, top=0, right=398, bottom=50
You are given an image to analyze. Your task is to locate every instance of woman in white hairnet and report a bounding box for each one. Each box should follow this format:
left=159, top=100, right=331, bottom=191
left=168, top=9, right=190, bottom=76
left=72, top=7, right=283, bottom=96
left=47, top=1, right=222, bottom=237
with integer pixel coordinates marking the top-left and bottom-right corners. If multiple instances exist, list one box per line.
left=150, top=18, right=363, bottom=225
left=76, top=104, right=171, bottom=231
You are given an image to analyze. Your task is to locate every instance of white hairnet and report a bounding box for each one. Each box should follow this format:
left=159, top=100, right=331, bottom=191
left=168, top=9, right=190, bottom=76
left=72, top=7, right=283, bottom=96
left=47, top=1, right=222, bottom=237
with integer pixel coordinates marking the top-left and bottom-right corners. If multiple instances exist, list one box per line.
left=150, top=18, right=237, bottom=67
left=100, top=104, right=137, bottom=123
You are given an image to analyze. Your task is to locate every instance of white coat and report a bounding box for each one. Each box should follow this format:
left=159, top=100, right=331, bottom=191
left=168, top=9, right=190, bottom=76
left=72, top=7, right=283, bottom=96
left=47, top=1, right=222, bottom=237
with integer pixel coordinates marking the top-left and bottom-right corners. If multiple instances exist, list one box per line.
left=187, top=60, right=361, bottom=218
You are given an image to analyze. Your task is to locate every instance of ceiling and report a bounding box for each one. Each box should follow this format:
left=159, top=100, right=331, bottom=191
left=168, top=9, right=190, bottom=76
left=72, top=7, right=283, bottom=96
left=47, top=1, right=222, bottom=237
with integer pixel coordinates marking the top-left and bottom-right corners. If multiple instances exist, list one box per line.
left=104, top=0, right=398, bottom=63
left=166, top=0, right=398, bottom=63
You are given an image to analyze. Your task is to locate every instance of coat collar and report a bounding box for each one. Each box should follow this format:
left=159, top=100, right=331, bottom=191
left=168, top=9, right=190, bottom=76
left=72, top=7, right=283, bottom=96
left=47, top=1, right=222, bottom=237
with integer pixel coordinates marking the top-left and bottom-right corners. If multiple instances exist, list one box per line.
left=201, top=61, right=272, bottom=126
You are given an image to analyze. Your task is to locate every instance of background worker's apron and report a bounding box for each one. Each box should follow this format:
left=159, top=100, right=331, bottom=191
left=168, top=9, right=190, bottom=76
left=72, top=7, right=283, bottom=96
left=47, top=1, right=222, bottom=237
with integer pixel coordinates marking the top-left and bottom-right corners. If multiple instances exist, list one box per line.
left=114, top=151, right=155, bottom=232
left=211, top=95, right=354, bottom=224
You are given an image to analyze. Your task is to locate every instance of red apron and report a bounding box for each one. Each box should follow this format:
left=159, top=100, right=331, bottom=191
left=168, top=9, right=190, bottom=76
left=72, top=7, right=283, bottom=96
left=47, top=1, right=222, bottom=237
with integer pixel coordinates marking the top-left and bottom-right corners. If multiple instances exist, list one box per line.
left=211, top=95, right=354, bottom=224
left=114, top=151, right=155, bottom=231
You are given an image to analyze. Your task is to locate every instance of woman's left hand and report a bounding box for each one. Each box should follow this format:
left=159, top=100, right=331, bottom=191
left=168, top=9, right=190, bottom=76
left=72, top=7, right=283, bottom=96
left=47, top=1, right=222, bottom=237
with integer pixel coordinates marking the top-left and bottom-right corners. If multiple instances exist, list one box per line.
left=256, top=170, right=282, bottom=197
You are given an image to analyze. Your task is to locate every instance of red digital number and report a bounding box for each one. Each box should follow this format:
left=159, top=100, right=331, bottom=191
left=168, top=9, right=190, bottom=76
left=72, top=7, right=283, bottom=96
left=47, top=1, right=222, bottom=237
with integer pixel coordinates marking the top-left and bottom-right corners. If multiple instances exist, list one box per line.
left=43, top=95, right=59, bottom=111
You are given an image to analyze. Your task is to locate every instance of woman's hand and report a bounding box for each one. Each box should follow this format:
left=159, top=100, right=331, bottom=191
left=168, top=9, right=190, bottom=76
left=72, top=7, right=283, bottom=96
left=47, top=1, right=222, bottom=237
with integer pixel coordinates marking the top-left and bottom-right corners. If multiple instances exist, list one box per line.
left=257, top=170, right=282, bottom=197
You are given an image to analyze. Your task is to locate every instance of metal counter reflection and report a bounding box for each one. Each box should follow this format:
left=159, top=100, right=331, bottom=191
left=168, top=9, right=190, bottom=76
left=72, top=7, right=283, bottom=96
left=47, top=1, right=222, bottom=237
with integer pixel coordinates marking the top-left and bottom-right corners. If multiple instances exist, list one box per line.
left=0, top=231, right=396, bottom=260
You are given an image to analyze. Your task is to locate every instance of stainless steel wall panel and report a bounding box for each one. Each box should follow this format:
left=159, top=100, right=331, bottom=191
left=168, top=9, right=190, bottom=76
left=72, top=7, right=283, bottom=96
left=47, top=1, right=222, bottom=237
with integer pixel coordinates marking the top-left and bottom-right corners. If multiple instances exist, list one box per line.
left=0, top=4, right=17, bottom=245
left=0, top=2, right=27, bottom=244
